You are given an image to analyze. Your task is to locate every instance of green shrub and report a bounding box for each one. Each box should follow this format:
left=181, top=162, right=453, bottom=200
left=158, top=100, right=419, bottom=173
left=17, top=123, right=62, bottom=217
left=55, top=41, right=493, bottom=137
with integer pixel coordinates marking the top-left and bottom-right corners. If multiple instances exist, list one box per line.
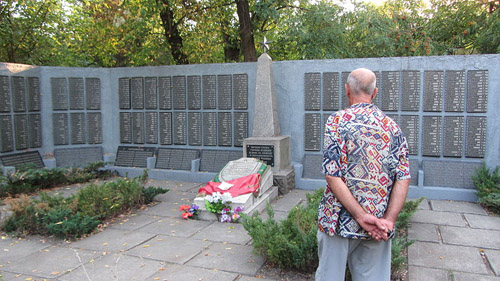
left=143, top=186, right=169, bottom=204
left=473, top=163, right=500, bottom=214
left=44, top=207, right=100, bottom=239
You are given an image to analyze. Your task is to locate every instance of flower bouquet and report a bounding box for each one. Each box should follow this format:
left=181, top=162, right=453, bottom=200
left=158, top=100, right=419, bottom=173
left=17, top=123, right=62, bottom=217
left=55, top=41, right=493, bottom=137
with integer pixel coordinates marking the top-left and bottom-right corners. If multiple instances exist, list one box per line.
left=179, top=204, right=199, bottom=219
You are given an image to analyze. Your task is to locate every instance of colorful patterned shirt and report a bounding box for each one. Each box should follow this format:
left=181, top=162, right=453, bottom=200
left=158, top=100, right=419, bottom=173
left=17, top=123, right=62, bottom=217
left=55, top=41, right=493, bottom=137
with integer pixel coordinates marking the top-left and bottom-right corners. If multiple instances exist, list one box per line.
left=317, top=103, right=410, bottom=239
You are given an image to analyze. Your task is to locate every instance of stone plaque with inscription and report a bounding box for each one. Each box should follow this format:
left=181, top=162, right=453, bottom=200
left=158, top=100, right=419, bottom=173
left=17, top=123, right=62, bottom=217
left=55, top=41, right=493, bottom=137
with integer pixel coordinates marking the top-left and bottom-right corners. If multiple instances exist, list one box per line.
left=155, top=148, right=200, bottom=170
left=423, top=71, right=443, bottom=112
left=381, top=71, right=400, bottom=111
left=52, top=78, right=68, bottom=111
left=443, top=116, right=464, bottom=157
left=53, top=113, right=69, bottom=145
left=87, top=112, right=102, bottom=144
left=118, top=78, right=131, bottom=109
left=0, top=151, right=44, bottom=169
left=69, top=77, right=85, bottom=110
left=422, top=116, right=442, bottom=156
left=187, top=76, right=201, bottom=110
left=132, top=112, right=145, bottom=144
left=70, top=112, right=85, bottom=144
left=115, top=146, right=155, bottom=168
left=218, top=112, right=232, bottom=146
left=119, top=112, right=132, bottom=144
left=400, top=115, right=419, bottom=155
left=173, top=76, right=186, bottom=110
left=341, top=72, right=350, bottom=110
left=86, top=78, right=101, bottom=110
left=199, top=150, right=242, bottom=172
left=14, top=114, right=28, bottom=150
left=247, top=145, right=274, bottom=167
left=467, top=70, right=488, bottom=113
left=144, top=77, right=158, bottom=110
left=188, top=112, right=202, bottom=146
left=131, top=77, right=144, bottom=109
left=304, top=73, right=321, bottom=111
left=465, top=116, right=486, bottom=158
left=159, top=112, right=172, bottom=145
left=145, top=112, right=158, bottom=144
left=322, top=72, right=339, bottom=111
left=158, top=77, right=172, bottom=110
left=173, top=111, right=187, bottom=145
left=218, top=75, right=232, bottom=110
left=28, top=114, right=41, bottom=148
left=445, top=70, right=465, bottom=112
left=304, top=113, right=321, bottom=151
left=234, top=112, right=248, bottom=147
left=27, top=77, right=40, bottom=112
left=0, top=115, right=13, bottom=152
left=12, top=76, right=26, bottom=112
left=203, top=112, right=217, bottom=146
left=233, top=74, right=248, bottom=110
left=0, top=76, right=11, bottom=112
left=202, top=75, right=216, bottom=109
left=401, top=71, right=420, bottom=111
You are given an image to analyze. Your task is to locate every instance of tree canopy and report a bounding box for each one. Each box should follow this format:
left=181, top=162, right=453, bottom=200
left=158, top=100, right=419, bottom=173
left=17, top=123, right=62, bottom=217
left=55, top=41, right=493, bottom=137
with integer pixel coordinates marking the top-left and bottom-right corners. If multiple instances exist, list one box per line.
left=0, top=0, right=498, bottom=66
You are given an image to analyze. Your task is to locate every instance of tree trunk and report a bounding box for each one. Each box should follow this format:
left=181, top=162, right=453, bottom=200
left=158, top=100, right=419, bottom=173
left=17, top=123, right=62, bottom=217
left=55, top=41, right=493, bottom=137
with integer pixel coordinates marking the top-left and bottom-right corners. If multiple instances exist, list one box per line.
left=157, top=0, right=189, bottom=64
left=236, top=0, right=257, bottom=62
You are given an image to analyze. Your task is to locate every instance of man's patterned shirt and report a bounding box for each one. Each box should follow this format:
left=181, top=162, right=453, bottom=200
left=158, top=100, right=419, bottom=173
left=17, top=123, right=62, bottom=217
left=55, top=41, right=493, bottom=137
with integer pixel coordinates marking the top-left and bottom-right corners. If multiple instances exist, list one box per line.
left=318, top=103, right=411, bottom=239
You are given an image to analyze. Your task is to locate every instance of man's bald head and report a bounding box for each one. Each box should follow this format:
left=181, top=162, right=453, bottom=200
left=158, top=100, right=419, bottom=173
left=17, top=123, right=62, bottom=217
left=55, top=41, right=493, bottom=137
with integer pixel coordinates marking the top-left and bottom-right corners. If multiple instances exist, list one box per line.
left=346, top=68, right=377, bottom=96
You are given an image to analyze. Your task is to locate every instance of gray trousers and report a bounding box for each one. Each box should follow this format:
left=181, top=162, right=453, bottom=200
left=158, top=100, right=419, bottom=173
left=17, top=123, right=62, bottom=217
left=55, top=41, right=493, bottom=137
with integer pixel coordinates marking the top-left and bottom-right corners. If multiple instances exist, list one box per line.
left=315, top=230, right=392, bottom=281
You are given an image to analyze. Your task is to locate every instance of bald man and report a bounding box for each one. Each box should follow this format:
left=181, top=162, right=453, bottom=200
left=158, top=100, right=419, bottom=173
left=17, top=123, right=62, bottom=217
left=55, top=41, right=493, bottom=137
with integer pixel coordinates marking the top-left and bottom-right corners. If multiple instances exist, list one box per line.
left=316, top=68, right=411, bottom=281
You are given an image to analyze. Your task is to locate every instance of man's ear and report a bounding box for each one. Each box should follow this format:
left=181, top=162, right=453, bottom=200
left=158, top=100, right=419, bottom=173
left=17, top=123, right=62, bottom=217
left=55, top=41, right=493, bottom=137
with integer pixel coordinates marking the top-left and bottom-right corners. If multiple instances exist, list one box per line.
left=371, top=87, right=378, bottom=101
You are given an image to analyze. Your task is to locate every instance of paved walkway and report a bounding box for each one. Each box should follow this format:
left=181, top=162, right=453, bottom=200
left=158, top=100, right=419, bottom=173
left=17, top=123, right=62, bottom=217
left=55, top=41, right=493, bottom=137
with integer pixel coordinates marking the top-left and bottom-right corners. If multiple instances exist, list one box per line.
left=0, top=180, right=499, bottom=280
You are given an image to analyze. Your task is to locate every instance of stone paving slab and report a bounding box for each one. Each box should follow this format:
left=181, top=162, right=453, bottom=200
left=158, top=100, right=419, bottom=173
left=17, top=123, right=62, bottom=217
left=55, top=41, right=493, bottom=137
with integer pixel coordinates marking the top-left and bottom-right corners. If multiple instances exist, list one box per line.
left=408, top=241, right=489, bottom=274
left=465, top=213, right=500, bottom=231
left=407, top=223, right=439, bottom=243
left=192, top=222, right=252, bottom=245
left=430, top=200, right=488, bottom=215
left=108, top=213, right=159, bottom=231
left=126, top=235, right=211, bottom=264
left=484, top=249, right=500, bottom=276
left=407, top=266, right=449, bottom=281
left=410, top=209, right=466, bottom=226
left=59, top=252, right=166, bottom=281
left=152, top=189, right=197, bottom=205
left=440, top=226, right=500, bottom=249
left=1, top=245, right=100, bottom=278
left=134, top=216, right=212, bottom=237
left=414, top=198, right=430, bottom=210
left=0, top=271, right=57, bottom=281
left=68, top=228, right=155, bottom=252
left=145, top=180, right=202, bottom=193
left=0, top=236, right=55, bottom=266
left=146, top=264, right=239, bottom=281
left=453, top=272, right=500, bottom=281
left=238, top=276, right=277, bottom=281
left=272, top=189, right=311, bottom=212
left=187, top=242, right=266, bottom=276
left=141, top=201, right=185, bottom=218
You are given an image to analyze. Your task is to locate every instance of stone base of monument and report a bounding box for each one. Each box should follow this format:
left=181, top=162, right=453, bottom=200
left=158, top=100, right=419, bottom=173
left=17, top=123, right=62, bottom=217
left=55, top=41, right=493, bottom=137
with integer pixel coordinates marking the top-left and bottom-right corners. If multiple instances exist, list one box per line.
left=273, top=168, right=295, bottom=195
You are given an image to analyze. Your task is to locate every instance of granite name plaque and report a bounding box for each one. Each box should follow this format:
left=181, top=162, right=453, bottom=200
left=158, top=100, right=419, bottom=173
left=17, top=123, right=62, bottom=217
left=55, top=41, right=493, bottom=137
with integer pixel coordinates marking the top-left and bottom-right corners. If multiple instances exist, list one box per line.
left=145, top=112, right=158, bottom=144
left=70, top=113, right=85, bottom=144
left=443, top=116, right=464, bottom=157
left=12, top=76, right=26, bottom=112
left=132, top=112, right=145, bottom=144
left=144, top=77, right=158, bottom=110
left=0, top=76, right=11, bottom=112
left=381, top=71, right=400, bottom=111
left=51, top=78, right=68, bottom=111
left=246, top=144, right=274, bottom=167
left=188, top=112, right=202, bottom=146
left=323, top=72, right=339, bottom=111
left=53, top=113, right=69, bottom=145
left=28, top=114, right=42, bottom=148
left=199, top=150, right=242, bottom=173
left=234, top=112, right=248, bottom=147
left=400, top=115, right=419, bottom=155
left=14, top=114, right=28, bottom=150
left=118, top=78, right=131, bottom=109
left=218, top=112, right=232, bottom=146
left=0, top=151, right=44, bottom=169
left=203, top=112, right=217, bottom=146
left=158, top=77, right=172, bottom=110
left=372, top=72, right=381, bottom=106
left=445, top=70, right=465, bottom=112
left=131, top=77, right=144, bottom=109
left=173, top=76, right=186, bottom=110
left=27, top=77, right=40, bottom=112
left=304, top=72, right=321, bottom=111
left=173, top=111, right=187, bottom=145
left=422, top=116, right=442, bottom=156
left=233, top=74, right=248, bottom=110
left=401, top=71, right=420, bottom=111
left=54, top=147, right=103, bottom=168
left=218, top=75, right=232, bottom=110
left=187, top=76, right=201, bottom=110
left=69, top=77, right=85, bottom=110
left=423, top=71, right=443, bottom=112
left=87, top=112, right=102, bottom=144
left=304, top=113, right=321, bottom=151
left=119, top=112, right=132, bottom=143
left=115, top=146, right=155, bottom=168
left=0, top=115, right=13, bottom=152
left=341, top=72, right=350, bottom=110
left=465, top=116, right=486, bottom=158
left=467, top=70, right=488, bottom=113
left=159, top=112, right=172, bottom=145
left=155, top=148, right=200, bottom=170
left=303, top=154, right=323, bottom=179
left=86, top=78, right=101, bottom=110
left=202, top=75, right=216, bottom=109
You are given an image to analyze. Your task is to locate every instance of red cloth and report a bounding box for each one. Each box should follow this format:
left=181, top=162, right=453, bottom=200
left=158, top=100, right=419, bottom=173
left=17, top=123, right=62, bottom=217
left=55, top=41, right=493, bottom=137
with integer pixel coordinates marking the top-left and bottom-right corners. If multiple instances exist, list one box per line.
left=198, top=173, right=261, bottom=197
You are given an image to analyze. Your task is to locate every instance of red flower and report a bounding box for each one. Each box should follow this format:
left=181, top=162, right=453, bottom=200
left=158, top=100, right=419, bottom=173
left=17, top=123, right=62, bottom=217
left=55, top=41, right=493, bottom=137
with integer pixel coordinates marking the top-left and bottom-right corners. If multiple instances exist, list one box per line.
left=179, top=205, right=190, bottom=211
left=182, top=212, right=193, bottom=219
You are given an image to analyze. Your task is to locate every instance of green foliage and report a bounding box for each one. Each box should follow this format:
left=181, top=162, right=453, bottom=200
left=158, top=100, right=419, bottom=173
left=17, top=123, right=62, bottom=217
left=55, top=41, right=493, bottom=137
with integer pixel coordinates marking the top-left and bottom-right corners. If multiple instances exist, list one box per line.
left=44, top=207, right=100, bottom=239
left=473, top=163, right=500, bottom=214
left=143, top=186, right=169, bottom=204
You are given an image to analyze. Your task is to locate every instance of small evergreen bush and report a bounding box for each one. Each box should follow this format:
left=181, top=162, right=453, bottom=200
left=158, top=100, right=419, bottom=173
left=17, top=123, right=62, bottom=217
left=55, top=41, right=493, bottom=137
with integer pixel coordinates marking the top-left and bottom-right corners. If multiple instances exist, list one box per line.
left=473, top=163, right=500, bottom=214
